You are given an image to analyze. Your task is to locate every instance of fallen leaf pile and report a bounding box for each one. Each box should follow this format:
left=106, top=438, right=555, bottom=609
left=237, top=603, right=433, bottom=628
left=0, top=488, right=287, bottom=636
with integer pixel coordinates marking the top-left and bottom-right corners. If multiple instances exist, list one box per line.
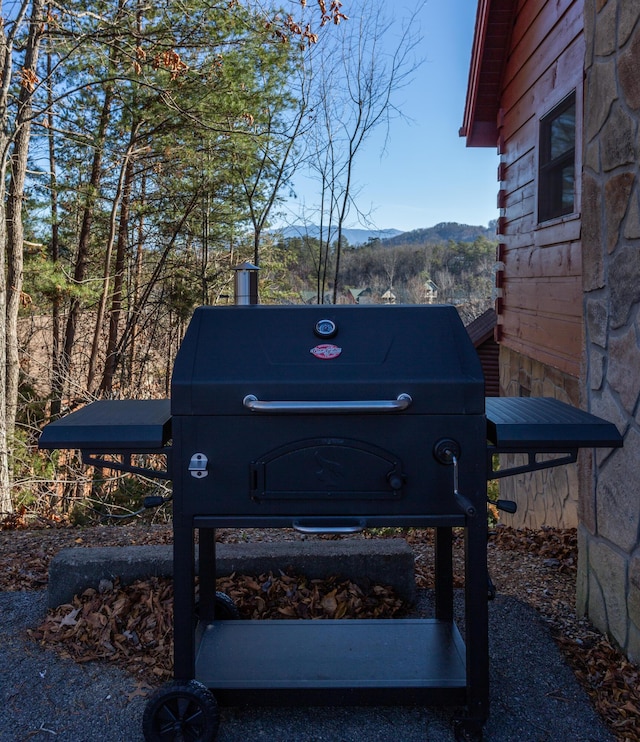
left=217, top=570, right=404, bottom=620
left=553, top=629, right=640, bottom=741
left=483, top=529, right=640, bottom=742
left=29, top=577, right=175, bottom=682
left=490, top=524, right=578, bottom=572
left=0, top=524, right=173, bottom=590
left=28, top=571, right=406, bottom=684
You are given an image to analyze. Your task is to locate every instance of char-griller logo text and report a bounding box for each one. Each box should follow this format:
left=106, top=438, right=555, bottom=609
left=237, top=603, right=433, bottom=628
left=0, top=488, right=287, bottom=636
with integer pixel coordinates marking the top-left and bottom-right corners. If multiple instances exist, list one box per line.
left=310, top=344, right=342, bottom=360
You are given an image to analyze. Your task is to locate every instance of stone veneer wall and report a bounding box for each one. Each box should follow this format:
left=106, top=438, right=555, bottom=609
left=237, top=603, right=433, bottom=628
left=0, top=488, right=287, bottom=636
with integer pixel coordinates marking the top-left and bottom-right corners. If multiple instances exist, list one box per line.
left=579, top=0, right=640, bottom=662
left=498, top=345, right=581, bottom=529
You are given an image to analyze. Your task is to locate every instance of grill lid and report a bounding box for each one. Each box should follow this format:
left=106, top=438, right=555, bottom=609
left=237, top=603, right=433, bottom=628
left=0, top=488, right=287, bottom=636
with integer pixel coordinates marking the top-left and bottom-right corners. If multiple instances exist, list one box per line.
left=171, top=305, right=484, bottom=416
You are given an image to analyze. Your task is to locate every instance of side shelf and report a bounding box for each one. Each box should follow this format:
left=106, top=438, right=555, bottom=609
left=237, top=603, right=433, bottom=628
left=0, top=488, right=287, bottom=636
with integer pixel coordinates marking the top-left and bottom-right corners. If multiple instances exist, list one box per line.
left=39, top=399, right=172, bottom=450
left=485, top=397, right=622, bottom=449
left=485, top=397, right=623, bottom=480
left=38, top=399, right=172, bottom=479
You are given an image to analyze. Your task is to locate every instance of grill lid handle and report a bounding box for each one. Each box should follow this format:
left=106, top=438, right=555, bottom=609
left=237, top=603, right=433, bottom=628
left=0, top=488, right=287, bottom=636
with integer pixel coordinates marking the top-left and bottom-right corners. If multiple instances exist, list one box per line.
left=242, top=393, right=412, bottom=414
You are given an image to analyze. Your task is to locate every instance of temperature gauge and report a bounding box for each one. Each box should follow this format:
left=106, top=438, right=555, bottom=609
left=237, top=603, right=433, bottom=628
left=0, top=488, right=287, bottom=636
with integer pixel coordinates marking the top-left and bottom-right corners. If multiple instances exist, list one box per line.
left=314, top=319, right=337, bottom=338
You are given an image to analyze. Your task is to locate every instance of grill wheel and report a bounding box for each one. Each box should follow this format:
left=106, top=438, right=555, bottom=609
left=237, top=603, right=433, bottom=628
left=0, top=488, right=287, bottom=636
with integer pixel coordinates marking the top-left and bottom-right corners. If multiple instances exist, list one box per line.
left=212, top=591, right=240, bottom=620
left=194, top=591, right=241, bottom=621
left=143, top=679, right=219, bottom=741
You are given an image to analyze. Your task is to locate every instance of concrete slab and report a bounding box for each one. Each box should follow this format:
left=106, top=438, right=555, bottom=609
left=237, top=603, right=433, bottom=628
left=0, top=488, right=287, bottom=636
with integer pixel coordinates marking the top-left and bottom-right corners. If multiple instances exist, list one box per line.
left=47, top=538, right=415, bottom=608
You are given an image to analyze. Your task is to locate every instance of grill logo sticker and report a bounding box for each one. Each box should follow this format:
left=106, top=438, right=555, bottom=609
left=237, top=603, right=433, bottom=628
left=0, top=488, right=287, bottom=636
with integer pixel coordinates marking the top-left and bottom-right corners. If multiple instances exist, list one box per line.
left=310, top=343, right=342, bottom=360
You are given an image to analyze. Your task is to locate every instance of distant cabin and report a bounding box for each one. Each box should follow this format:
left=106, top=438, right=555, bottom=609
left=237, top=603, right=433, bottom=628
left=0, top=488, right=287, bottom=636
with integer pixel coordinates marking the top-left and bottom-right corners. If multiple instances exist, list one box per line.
left=424, top=279, right=438, bottom=304
left=347, top=287, right=373, bottom=304
left=300, top=290, right=333, bottom=305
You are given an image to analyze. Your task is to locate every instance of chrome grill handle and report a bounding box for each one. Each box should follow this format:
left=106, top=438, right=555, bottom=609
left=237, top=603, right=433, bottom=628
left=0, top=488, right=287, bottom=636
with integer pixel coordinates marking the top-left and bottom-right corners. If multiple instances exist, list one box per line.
left=242, top=393, right=412, bottom=414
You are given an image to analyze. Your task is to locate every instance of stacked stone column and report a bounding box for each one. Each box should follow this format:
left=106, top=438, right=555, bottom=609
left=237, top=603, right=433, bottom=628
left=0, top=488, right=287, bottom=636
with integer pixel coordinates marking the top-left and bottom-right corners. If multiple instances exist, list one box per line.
left=580, top=0, right=640, bottom=661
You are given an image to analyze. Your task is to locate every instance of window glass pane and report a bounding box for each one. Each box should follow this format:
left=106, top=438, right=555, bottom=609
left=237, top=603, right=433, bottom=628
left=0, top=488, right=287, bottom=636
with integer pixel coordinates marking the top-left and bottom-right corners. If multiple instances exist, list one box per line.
left=538, top=93, right=576, bottom=223
left=550, top=103, right=575, bottom=160
left=560, top=163, right=575, bottom=212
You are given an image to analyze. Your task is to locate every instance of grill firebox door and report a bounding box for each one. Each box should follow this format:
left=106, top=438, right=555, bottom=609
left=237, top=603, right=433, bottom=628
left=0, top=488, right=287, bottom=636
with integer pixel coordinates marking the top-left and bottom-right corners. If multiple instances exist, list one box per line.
left=250, top=438, right=405, bottom=502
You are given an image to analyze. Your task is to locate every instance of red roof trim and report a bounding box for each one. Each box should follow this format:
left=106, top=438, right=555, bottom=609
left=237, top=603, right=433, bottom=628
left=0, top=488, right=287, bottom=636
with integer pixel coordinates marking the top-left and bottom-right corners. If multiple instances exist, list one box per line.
left=461, top=0, right=516, bottom=148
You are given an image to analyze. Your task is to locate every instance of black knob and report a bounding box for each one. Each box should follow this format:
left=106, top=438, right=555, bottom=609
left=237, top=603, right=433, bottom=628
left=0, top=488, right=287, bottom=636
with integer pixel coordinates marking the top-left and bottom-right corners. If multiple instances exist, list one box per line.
left=496, top=499, right=517, bottom=514
left=387, top=472, right=404, bottom=491
left=433, top=438, right=461, bottom=465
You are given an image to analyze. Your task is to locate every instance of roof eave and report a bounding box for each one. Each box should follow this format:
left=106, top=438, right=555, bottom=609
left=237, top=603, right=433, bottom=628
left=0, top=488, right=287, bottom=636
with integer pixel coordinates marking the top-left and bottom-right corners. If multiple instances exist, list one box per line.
left=461, top=0, right=516, bottom=148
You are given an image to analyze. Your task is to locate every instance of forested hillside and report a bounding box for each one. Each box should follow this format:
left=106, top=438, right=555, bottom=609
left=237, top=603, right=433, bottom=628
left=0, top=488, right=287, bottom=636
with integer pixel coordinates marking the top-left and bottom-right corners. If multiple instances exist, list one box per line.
left=380, top=221, right=496, bottom=247
left=274, top=229, right=497, bottom=308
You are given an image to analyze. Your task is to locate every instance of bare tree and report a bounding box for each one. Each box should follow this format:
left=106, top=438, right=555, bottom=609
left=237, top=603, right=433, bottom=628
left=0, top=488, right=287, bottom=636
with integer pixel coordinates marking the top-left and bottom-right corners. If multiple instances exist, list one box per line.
left=307, top=2, right=424, bottom=303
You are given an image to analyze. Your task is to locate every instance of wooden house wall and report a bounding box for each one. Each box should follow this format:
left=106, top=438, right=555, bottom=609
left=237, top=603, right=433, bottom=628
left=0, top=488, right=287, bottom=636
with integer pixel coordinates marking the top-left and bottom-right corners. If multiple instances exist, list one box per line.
left=497, top=0, right=584, bottom=378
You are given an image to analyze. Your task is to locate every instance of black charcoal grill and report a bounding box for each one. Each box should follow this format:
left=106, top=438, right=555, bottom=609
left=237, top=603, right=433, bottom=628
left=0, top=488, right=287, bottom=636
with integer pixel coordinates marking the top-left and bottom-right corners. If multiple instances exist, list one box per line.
left=40, top=304, right=622, bottom=742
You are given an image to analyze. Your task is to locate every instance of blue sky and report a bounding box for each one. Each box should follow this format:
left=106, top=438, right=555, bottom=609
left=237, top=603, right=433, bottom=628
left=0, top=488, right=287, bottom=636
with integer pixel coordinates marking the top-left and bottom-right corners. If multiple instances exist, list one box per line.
left=280, top=0, right=499, bottom=233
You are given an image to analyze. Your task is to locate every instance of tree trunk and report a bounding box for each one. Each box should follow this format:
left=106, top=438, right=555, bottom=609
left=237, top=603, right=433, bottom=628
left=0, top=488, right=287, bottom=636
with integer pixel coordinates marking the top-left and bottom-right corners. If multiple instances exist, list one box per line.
left=0, top=139, right=9, bottom=513
left=59, top=83, right=115, bottom=402
left=100, top=138, right=136, bottom=395
left=0, top=0, right=32, bottom=514
left=47, top=17, right=62, bottom=419
left=110, top=191, right=200, bottom=378
left=87, top=128, right=137, bottom=394
left=128, top=173, right=147, bottom=388
left=6, top=0, right=46, bottom=437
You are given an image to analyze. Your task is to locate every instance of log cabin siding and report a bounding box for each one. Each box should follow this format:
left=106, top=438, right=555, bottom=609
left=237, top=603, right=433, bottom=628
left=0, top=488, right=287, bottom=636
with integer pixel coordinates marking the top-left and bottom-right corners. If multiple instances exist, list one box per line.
left=498, top=0, right=584, bottom=378
left=478, top=342, right=500, bottom=397
left=465, top=309, right=500, bottom=397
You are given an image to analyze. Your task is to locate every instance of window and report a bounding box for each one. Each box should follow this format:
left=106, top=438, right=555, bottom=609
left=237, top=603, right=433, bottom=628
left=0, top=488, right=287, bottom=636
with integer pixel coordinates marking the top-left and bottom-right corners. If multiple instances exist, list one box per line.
left=538, top=93, right=576, bottom=223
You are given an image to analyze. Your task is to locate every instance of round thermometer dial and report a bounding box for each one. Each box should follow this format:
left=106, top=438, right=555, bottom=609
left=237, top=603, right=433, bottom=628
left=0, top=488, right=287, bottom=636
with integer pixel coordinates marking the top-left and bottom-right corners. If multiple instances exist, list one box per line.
left=314, top=319, right=337, bottom=338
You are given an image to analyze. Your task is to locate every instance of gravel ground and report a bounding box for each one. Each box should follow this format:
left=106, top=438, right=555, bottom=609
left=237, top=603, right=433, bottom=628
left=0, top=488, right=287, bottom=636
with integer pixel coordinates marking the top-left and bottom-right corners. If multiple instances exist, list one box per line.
left=1, top=588, right=613, bottom=742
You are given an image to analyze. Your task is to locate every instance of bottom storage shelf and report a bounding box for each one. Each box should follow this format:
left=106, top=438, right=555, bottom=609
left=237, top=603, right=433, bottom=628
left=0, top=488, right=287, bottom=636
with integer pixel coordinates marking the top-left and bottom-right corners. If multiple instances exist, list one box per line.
left=194, top=618, right=467, bottom=705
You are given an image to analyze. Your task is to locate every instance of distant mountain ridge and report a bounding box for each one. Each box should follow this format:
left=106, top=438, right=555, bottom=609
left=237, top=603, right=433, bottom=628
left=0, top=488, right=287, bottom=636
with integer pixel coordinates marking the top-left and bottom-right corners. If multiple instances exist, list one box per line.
left=271, top=225, right=404, bottom=246
left=380, top=221, right=496, bottom=247
left=271, top=221, right=494, bottom=247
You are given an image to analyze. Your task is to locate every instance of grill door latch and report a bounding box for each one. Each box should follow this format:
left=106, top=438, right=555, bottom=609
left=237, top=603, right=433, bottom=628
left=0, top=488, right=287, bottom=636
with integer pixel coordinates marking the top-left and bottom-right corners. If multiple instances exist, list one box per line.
left=188, top=453, right=208, bottom=479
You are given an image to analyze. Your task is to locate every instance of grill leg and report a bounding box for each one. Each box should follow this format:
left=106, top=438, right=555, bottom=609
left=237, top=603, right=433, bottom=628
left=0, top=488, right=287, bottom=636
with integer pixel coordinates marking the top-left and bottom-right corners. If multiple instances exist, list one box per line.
left=199, top=528, right=216, bottom=621
left=463, top=520, right=490, bottom=725
left=434, top=526, right=454, bottom=620
left=173, top=523, right=196, bottom=681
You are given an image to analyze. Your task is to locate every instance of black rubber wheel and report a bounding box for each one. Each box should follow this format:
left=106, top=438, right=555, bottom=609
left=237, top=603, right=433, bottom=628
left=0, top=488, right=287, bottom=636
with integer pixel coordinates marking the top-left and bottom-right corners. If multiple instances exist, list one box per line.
left=213, top=591, right=241, bottom=620
left=142, top=679, right=220, bottom=741
left=194, top=591, right=241, bottom=620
